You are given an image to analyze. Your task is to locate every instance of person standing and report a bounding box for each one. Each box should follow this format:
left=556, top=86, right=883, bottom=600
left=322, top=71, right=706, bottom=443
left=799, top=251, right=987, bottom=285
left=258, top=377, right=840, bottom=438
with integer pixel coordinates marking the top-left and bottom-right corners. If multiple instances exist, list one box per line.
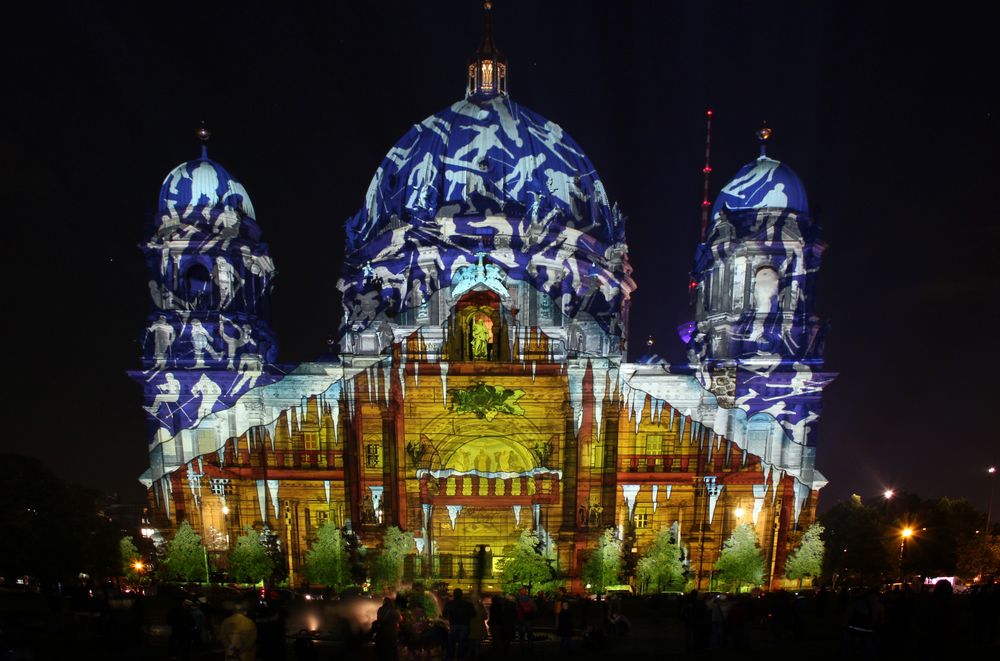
left=167, top=598, right=195, bottom=661
left=220, top=603, right=258, bottom=661
left=554, top=587, right=573, bottom=654
left=468, top=594, right=488, bottom=659
left=443, top=588, right=473, bottom=660
left=515, top=587, right=536, bottom=654
left=376, top=597, right=401, bottom=661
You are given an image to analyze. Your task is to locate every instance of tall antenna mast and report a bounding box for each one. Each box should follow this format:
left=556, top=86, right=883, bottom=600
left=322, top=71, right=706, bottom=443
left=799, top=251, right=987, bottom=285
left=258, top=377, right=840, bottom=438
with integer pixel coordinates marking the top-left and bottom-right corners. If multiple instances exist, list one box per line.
left=699, top=109, right=713, bottom=242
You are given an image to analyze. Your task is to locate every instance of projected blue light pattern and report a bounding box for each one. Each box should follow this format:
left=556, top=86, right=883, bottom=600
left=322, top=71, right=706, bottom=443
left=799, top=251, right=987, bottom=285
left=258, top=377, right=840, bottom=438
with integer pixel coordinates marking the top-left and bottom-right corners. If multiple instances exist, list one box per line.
left=680, top=145, right=831, bottom=454
left=710, top=156, right=809, bottom=219
left=135, top=151, right=281, bottom=446
left=136, top=106, right=831, bottom=513
left=157, top=148, right=256, bottom=228
left=339, top=96, right=631, bottom=336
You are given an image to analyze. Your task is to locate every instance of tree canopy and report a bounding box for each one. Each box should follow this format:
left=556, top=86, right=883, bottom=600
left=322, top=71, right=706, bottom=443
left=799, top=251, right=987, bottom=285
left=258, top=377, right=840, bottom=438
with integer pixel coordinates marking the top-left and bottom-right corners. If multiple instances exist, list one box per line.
left=162, top=520, right=208, bottom=583
left=582, top=528, right=622, bottom=594
left=785, top=523, right=825, bottom=584
left=715, top=523, right=765, bottom=591
left=229, top=526, right=274, bottom=584
left=369, top=526, right=414, bottom=592
left=636, top=528, right=685, bottom=593
left=498, top=529, right=555, bottom=594
left=304, top=522, right=350, bottom=590
left=820, top=495, right=891, bottom=583
left=0, top=454, right=119, bottom=582
left=120, top=536, right=142, bottom=581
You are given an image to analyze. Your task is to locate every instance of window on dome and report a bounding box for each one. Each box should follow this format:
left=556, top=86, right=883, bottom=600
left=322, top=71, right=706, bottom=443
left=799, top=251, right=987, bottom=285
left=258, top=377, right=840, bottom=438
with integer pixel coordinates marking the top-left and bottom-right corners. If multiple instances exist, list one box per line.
left=480, top=60, right=494, bottom=91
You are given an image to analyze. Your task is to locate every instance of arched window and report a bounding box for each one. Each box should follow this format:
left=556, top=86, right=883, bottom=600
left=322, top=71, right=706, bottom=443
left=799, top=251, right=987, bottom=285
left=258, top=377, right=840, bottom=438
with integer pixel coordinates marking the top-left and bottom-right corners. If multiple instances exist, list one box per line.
left=183, top=263, right=212, bottom=310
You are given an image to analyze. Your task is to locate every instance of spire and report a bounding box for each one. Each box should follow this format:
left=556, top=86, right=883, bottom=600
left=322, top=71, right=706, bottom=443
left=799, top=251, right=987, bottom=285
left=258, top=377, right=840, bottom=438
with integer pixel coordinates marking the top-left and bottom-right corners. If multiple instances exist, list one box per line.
left=196, top=121, right=211, bottom=160
left=757, top=122, right=772, bottom=159
left=467, top=1, right=507, bottom=98
left=699, top=109, right=713, bottom=241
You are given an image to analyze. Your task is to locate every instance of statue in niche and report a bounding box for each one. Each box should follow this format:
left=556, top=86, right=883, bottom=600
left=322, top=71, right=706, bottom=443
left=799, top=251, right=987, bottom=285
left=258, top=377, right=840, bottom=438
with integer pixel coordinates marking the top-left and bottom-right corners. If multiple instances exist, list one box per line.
left=494, top=451, right=503, bottom=472
left=507, top=452, right=523, bottom=472
left=213, top=256, right=244, bottom=310
left=474, top=447, right=491, bottom=472
left=471, top=313, right=492, bottom=360
left=360, top=494, right=377, bottom=524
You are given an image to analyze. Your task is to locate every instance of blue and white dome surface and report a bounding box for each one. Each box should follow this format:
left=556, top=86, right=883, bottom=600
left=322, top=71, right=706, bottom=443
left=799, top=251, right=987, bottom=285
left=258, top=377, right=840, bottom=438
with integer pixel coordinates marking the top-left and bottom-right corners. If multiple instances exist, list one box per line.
left=157, top=150, right=256, bottom=227
left=345, top=96, right=623, bottom=252
left=711, top=156, right=808, bottom=219
left=338, top=95, right=632, bottom=336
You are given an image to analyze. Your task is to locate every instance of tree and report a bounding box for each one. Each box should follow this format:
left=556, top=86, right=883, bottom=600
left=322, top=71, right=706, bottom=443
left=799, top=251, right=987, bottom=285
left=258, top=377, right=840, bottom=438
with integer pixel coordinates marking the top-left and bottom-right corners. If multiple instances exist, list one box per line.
left=120, top=536, right=142, bottom=581
left=260, top=527, right=288, bottom=582
left=0, top=454, right=120, bottom=582
left=229, top=526, right=274, bottom=584
left=715, top=523, right=765, bottom=591
left=636, top=528, right=684, bottom=593
left=820, top=496, right=891, bottom=585
left=499, top=529, right=555, bottom=594
left=582, top=528, right=622, bottom=594
left=304, top=522, right=350, bottom=590
left=785, top=523, right=825, bottom=586
left=957, top=536, right=1000, bottom=579
left=162, top=520, right=208, bottom=583
left=370, top=526, right=414, bottom=592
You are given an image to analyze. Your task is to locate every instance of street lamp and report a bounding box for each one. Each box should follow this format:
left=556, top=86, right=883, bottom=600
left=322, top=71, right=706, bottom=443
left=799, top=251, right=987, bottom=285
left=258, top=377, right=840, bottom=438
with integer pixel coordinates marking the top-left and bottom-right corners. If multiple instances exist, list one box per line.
left=899, top=527, right=913, bottom=580
left=883, top=489, right=895, bottom=517
left=987, top=467, right=997, bottom=539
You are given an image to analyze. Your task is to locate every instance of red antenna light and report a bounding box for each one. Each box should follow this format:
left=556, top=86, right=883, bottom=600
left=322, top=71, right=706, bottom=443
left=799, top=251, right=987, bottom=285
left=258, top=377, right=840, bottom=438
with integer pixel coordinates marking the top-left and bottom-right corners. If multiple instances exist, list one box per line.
left=699, top=108, right=714, bottom=242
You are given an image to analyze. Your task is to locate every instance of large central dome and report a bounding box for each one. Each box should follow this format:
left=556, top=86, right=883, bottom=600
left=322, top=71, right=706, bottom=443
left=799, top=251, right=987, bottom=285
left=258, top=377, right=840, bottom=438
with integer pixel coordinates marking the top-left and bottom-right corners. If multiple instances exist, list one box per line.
left=345, top=96, right=623, bottom=252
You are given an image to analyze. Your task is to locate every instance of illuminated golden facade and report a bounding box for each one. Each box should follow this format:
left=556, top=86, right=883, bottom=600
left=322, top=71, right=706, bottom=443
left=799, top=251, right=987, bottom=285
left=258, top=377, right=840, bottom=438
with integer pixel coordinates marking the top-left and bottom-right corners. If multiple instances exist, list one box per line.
left=140, top=7, right=829, bottom=592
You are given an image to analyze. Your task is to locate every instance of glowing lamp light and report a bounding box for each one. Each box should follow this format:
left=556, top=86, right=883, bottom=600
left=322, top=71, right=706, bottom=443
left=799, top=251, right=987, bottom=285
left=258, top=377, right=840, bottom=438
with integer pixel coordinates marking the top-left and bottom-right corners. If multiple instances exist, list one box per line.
left=884, top=489, right=894, bottom=499
left=901, top=527, right=914, bottom=539
left=734, top=507, right=745, bottom=519
left=989, top=467, right=997, bottom=474
left=132, top=561, right=144, bottom=572
left=222, top=505, right=230, bottom=515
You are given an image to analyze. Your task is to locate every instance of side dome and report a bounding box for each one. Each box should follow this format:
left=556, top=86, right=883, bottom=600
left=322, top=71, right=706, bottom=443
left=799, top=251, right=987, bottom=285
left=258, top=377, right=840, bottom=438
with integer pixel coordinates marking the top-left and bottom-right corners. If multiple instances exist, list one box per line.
left=711, top=155, right=809, bottom=219
left=345, top=95, right=622, bottom=252
left=157, top=147, right=256, bottom=229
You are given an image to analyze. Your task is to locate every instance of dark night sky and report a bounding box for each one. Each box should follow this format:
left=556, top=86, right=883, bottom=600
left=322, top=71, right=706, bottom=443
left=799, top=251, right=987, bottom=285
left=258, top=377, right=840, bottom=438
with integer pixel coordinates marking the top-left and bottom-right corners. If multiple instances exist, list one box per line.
left=4, top=2, right=997, bottom=512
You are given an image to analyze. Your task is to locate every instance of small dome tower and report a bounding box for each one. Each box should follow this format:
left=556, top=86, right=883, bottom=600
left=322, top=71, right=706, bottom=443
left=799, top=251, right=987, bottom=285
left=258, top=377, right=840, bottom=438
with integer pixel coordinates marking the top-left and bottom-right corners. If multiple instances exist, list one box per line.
left=689, top=126, right=826, bottom=373
left=136, top=127, right=278, bottom=444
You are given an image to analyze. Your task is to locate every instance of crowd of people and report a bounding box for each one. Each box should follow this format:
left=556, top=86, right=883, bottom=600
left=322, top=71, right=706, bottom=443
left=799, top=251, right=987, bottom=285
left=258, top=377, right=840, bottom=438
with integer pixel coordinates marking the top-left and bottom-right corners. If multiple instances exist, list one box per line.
left=4, top=577, right=997, bottom=658
left=365, top=584, right=625, bottom=660
left=675, top=581, right=1000, bottom=658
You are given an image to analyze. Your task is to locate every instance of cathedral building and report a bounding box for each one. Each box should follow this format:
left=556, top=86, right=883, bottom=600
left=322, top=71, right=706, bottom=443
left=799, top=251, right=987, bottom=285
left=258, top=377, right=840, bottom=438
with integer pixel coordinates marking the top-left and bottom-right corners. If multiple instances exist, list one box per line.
left=134, top=7, right=831, bottom=591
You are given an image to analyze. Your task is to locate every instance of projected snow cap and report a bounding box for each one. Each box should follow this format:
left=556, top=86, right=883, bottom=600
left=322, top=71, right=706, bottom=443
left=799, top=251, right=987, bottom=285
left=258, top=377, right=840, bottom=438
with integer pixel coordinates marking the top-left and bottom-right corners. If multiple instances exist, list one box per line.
left=345, top=95, right=623, bottom=252
left=157, top=147, right=256, bottom=228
